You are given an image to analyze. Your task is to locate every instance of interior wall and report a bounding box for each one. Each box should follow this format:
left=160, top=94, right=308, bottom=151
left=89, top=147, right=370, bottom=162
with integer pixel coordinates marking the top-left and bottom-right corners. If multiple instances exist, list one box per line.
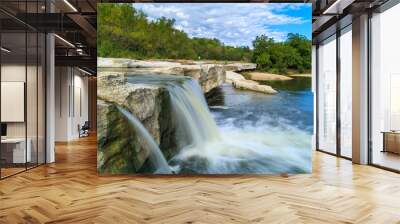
left=54, top=67, right=89, bottom=141
left=55, top=66, right=69, bottom=141
left=72, top=72, right=89, bottom=138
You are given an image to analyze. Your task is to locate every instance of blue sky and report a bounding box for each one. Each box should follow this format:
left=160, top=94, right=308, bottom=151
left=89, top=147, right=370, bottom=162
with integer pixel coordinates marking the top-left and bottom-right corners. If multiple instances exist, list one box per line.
left=133, top=3, right=311, bottom=47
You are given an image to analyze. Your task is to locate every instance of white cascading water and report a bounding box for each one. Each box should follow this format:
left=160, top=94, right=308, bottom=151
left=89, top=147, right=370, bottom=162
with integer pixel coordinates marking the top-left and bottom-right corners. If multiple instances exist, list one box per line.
left=166, top=79, right=221, bottom=148
left=117, top=106, right=173, bottom=174
left=166, top=79, right=309, bottom=174
left=126, top=74, right=311, bottom=174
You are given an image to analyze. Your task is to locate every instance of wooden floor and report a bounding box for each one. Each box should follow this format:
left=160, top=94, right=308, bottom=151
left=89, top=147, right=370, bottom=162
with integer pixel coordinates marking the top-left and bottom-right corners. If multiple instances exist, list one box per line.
left=1, top=136, right=400, bottom=224
left=1, top=167, right=26, bottom=178
left=373, top=151, right=400, bottom=171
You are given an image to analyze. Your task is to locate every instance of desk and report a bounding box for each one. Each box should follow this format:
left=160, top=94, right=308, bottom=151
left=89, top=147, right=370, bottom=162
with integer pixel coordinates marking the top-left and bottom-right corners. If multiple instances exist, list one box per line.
left=382, top=131, right=400, bottom=154
left=1, top=138, right=31, bottom=163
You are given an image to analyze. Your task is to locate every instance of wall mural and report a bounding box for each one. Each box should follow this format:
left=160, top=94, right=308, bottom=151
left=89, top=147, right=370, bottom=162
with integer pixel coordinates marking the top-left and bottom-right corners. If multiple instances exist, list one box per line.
left=97, top=3, right=313, bottom=174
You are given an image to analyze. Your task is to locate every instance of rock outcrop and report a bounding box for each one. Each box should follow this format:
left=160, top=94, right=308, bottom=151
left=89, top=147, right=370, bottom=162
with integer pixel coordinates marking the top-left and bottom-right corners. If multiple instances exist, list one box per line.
left=97, top=58, right=182, bottom=68
left=223, top=63, right=256, bottom=72
left=226, top=71, right=246, bottom=84
left=98, top=58, right=226, bottom=93
left=226, top=71, right=277, bottom=94
left=97, top=72, right=177, bottom=174
left=232, top=79, right=277, bottom=94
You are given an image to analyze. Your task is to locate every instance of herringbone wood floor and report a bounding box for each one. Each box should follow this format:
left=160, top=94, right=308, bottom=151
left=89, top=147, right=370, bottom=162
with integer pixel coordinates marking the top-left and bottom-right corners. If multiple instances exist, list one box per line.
left=1, top=135, right=400, bottom=224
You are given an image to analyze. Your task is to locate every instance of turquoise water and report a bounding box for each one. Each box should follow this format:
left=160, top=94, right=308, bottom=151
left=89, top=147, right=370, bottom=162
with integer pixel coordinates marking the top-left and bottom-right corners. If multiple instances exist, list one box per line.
left=260, top=76, right=311, bottom=91
left=210, top=77, right=313, bottom=134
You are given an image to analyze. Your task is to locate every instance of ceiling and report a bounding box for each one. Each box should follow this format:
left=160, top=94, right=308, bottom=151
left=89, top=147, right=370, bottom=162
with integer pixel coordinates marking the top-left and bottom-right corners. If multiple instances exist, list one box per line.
left=312, top=0, right=391, bottom=41
left=1, top=0, right=98, bottom=74
left=1, top=0, right=396, bottom=74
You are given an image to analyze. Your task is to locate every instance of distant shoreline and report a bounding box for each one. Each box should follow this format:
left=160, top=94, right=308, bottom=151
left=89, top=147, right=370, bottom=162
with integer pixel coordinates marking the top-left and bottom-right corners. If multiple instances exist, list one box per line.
left=290, top=74, right=312, bottom=78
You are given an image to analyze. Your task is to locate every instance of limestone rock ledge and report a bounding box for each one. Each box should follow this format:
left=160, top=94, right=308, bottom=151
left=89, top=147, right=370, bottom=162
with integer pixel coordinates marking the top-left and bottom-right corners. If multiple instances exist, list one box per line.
left=222, top=63, right=256, bottom=72
left=97, top=72, right=177, bottom=174
left=98, top=58, right=227, bottom=93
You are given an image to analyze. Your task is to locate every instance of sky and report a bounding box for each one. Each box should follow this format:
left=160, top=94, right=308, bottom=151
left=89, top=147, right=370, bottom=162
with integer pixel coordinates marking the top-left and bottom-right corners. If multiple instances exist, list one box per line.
left=133, top=3, right=312, bottom=48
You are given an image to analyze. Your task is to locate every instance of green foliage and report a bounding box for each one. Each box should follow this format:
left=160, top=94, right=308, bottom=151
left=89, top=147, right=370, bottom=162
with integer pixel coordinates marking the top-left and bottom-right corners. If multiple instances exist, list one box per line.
left=98, top=3, right=250, bottom=61
left=252, top=34, right=311, bottom=74
left=98, top=3, right=311, bottom=73
left=255, top=52, right=271, bottom=69
left=286, top=33, right=312, bottom=72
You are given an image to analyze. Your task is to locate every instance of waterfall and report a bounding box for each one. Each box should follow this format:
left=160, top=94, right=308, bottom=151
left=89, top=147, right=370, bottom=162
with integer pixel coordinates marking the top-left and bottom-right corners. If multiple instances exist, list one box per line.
left=117, top=106, right=173, bottom=174
left=166, top=79, right=221, bottom=148
left=125, top=74, right=311, bottom=174
left=165, top=78, right=310, bottom=174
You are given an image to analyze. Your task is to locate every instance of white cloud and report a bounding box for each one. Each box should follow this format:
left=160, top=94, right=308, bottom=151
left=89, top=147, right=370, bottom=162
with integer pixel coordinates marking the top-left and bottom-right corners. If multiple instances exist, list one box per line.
left=134, top=3, right=310, bottom=47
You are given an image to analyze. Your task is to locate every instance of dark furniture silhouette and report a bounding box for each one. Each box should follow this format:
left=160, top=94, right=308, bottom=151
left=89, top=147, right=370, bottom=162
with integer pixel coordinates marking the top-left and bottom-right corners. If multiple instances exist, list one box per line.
left=78, top=121, right=90, bottom=138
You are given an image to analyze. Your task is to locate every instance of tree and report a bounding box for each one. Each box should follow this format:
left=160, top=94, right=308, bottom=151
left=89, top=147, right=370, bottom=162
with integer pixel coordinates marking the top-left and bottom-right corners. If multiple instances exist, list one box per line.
left=251, top=35, right=274, bottom=64
left=286, top=33, right=311, bottom=71
left=251, top=34, right=311, bottom=74
left=255, top=52, right=271, bottom=69
left=98, top=3, right=311, bottom=73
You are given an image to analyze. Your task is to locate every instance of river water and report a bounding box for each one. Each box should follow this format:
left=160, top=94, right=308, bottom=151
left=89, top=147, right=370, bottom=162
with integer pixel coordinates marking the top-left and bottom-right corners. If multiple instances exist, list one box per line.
left=127, top=75, right=313, bottom=174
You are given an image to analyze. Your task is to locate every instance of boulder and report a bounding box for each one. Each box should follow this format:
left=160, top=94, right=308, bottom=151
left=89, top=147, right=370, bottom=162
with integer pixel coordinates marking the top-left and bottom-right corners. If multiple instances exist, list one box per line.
left=226, top=71, right=246, bottom=84
left=232, top=80, right=277, bottom=94
left=226, top=71, right=277, bottom=94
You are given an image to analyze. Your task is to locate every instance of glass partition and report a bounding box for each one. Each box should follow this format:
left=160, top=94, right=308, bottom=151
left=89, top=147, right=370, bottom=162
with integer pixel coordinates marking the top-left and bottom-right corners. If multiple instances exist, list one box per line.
left=1, top=30, right=28, bottom=177
left=0, top=1, right=46, bottom=179
left=317, top=35, right=337, bottom=154
left=370, top=3, right=400, bottom=171
left=339, top=26, right=352, bottom=158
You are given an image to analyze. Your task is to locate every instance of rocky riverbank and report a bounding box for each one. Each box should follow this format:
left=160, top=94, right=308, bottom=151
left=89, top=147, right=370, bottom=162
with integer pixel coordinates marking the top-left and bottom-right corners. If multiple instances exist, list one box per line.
left=245, top=72, right=293, bottom=81
left=97, top=58, right=278, bottom=94
left=98, top=58, right=258, bottom=93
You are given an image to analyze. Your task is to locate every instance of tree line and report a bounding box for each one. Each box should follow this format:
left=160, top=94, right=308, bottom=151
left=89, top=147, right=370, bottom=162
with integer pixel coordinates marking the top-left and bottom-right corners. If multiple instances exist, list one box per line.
left=98, top=3, right=311, bottom=74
